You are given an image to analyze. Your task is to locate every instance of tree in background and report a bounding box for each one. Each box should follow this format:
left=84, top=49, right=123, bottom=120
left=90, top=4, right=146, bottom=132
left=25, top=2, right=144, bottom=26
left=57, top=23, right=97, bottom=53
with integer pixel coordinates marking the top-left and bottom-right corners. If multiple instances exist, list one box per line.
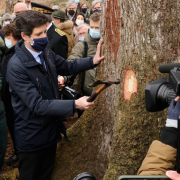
left=5, top=0, right=11, bottom=14
left=52, top=0, right=179, bottom=180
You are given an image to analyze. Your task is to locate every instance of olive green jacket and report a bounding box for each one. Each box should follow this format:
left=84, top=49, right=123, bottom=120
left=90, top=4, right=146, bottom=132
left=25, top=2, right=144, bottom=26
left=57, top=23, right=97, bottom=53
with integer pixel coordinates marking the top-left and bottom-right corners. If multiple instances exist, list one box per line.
left=0, top=36, right=5, bottom=63
left=68, top=30, right=99, bottom=95
left=77, top=10, right=90, bottom=20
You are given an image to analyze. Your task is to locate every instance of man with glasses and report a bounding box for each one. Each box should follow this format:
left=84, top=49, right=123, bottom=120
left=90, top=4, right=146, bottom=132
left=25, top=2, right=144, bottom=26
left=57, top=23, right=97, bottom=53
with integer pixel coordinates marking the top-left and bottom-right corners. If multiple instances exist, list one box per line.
left=66, top=0, right=77, bottom=21
left=90, top=0, right=101, bottom=14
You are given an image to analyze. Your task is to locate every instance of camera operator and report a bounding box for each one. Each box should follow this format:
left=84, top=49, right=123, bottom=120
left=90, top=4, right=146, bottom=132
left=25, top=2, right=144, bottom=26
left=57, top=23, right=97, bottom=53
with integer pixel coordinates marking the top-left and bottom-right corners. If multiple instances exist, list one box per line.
left=138, top=97, right=180, bottom=175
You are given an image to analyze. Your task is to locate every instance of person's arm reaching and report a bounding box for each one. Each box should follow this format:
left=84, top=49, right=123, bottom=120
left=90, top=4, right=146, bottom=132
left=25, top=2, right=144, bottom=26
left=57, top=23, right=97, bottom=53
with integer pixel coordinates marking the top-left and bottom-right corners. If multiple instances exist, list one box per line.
left=54, top=40, right=105, bottom=76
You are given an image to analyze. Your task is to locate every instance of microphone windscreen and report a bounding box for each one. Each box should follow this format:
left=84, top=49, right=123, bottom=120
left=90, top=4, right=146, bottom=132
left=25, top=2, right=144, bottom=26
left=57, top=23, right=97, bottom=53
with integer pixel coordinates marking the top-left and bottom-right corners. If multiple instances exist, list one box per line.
left=159, top=63, right=180, bottom=73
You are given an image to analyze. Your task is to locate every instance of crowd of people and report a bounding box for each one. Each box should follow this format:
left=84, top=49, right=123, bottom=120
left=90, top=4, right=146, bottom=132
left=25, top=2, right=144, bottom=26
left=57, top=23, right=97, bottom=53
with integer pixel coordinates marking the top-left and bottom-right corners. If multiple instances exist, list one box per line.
left=0, top=0, right=103, bottom=179
left=0, top=0, right=180, bottom=180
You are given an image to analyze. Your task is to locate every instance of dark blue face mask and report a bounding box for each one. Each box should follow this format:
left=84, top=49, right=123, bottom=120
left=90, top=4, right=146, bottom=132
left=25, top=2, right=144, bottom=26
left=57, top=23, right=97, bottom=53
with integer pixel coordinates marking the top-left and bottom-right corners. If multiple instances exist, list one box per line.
left=81, top=8, right=87, bottom=13
left=93, top=9, right=101, bottom=13
left=27, top=36, right=49, bottom=51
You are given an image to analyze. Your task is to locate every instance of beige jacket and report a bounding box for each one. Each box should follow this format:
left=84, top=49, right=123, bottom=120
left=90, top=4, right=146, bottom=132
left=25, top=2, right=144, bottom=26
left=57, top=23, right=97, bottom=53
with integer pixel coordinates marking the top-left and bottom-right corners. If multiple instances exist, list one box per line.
left=137, top=140, right=176, bottom=175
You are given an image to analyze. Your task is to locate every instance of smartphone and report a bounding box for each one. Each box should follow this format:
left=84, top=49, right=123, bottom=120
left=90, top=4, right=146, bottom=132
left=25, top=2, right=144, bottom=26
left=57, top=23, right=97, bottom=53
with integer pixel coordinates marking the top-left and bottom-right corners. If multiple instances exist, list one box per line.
left=118, top=175, right=171, bottom=180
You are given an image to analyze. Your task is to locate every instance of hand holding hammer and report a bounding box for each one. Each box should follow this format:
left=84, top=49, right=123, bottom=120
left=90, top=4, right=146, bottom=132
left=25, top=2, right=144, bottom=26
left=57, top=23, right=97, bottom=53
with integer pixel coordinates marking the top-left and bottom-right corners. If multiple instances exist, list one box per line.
left=75, top=79, right=120, bottom=110
left=87, top=79, right=120, bottom=102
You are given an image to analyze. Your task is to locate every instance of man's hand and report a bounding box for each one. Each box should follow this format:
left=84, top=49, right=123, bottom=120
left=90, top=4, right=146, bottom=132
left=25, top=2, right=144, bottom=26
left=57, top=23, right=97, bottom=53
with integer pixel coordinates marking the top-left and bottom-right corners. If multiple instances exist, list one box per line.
left=58, top=76, right=65, bottom=88
left=166, top=96, right=180, bottom=128
left=75, top=96, right=94, bottom=110
left=93, top=40, right=105, bottom=65
left=166, top=171, right=180, bottom=180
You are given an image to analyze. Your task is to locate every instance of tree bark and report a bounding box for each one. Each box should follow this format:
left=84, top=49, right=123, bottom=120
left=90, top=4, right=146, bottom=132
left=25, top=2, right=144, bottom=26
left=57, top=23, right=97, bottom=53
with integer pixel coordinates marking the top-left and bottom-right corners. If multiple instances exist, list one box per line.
left=52, top=0, right=180, bottom=180
left=5, top=0, right=11, bottom=14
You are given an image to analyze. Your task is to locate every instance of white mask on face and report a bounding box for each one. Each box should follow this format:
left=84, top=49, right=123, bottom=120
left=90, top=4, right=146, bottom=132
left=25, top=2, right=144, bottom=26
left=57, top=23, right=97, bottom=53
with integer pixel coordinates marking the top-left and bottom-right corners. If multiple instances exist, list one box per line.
left=76, top=19, right=84, bottom=26
left=5, top=38, right=13, bottom=48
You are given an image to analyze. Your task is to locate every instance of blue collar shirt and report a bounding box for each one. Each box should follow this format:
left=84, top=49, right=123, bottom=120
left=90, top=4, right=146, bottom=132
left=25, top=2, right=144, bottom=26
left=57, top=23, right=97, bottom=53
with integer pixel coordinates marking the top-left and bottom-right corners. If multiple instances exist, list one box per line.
left=25, top=44, right=47, bottom=69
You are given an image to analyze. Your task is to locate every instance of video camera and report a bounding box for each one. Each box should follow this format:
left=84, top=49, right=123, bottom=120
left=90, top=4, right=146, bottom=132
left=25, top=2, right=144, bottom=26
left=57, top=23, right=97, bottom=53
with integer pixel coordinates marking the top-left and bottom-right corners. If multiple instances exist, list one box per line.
left=145, top=63, right=180, bottom=112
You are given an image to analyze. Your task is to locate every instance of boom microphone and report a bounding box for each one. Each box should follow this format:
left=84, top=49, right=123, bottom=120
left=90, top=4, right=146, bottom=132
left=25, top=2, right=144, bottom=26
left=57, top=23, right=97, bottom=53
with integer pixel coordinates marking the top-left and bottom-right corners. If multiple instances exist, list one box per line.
left=159, top=63, right=180, bottom=73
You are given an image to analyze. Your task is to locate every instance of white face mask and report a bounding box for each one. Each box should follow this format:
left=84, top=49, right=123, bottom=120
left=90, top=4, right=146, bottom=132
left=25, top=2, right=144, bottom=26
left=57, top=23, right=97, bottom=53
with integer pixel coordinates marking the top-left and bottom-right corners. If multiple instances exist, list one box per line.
left=76, top=19, right=84, bottom=26
left=3, top=21, right=11, bottom=27
left=5, top=38, right=13, bottom=49
left=79, top=37, right=84, bottom=41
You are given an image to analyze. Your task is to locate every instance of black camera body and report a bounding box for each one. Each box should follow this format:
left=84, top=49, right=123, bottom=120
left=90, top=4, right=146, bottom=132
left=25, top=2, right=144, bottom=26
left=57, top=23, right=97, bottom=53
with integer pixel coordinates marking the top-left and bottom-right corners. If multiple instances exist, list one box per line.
left=145, top=67, right=180, bottom=112
left=169, top=67, right=180, bottom=96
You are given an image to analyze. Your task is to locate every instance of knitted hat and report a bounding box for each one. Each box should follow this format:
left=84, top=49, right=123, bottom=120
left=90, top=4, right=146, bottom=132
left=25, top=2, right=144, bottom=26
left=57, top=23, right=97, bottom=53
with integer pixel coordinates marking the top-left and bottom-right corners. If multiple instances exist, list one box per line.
left=2, top=13, right=12, bottom=21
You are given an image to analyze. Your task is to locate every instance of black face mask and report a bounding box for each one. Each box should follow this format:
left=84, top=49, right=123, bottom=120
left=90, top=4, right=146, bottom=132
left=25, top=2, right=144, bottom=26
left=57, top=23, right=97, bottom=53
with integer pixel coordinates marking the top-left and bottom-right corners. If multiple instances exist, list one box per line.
left=93, top=9, right=101, bottom=13
left=81, top=8, right=87, bottom=13
left=68, top=10, right=75, bottom=16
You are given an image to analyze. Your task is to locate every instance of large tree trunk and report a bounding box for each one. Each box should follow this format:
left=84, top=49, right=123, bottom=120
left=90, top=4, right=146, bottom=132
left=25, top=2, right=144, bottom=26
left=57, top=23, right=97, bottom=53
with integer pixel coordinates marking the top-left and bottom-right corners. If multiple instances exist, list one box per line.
left=52, top=0, right=179, bottom=180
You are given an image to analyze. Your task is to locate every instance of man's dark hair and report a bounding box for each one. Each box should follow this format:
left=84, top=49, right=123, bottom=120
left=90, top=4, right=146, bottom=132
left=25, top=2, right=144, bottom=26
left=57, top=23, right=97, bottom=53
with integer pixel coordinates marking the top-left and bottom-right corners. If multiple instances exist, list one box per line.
left=16, top=10, right=48, bottom=36
left=45, top=14, right=52, bottom=23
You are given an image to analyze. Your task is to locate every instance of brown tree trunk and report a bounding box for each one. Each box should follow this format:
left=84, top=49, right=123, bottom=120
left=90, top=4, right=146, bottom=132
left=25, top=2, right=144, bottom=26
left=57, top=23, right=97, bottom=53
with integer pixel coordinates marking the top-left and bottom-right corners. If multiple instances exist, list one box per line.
left=52, top=0, right=179, bottom=180
left=5, top=0, right=11, bottom=14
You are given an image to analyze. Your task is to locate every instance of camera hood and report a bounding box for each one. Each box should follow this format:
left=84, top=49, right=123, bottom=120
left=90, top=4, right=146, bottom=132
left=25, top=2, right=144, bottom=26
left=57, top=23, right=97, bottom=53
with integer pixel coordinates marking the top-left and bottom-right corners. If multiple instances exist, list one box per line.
left=145, top=78, right=169, bottom=112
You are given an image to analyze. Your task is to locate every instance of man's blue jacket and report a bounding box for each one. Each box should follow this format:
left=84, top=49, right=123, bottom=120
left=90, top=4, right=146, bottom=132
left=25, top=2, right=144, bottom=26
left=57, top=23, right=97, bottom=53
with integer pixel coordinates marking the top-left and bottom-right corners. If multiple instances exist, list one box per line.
left=6, top=40, right=95, bottom=152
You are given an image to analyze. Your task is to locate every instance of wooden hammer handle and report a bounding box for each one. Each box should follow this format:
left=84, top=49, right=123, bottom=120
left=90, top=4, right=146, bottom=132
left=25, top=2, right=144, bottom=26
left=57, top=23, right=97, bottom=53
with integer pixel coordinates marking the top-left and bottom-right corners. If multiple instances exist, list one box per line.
left=87, top=84, right=107, bottom=102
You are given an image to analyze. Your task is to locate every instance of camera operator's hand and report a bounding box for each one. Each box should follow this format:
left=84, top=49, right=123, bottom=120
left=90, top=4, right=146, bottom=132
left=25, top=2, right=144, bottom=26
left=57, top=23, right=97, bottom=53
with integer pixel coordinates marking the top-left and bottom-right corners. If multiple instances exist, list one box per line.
left=166, top=97, right=180, bottom=128
left=75, top=96, right=94, bottom=110
left=166, top=170, right=180, bottom=180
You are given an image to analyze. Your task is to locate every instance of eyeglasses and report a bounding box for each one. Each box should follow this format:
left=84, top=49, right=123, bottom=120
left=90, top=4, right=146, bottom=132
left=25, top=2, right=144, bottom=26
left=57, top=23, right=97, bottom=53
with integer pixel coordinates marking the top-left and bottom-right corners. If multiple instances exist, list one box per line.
left=14, top=12, right=20, bottom=15
left=93, top=7, right=101, bottom=10
left=68, top=8, right=76, bottom=10
left=79, top=32, right=86, bottom=36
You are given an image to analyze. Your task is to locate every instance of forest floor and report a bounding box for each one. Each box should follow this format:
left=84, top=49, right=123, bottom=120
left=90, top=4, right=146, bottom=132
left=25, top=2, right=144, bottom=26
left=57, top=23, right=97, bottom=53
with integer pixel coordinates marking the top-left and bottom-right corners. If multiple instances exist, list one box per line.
left=1, top=114, right=79, bottom=180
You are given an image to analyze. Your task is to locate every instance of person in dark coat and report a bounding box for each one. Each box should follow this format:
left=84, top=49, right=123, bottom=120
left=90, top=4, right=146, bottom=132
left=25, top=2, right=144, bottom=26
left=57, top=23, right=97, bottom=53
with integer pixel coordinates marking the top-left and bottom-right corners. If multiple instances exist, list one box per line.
left=0, top=74, right=7, bottom=173
left=47, top=17, right=68, bottom=59
left=31, top=2, right=69, bottom=59
left=7, top=10, right=104, bottom=180
left=52, top=9, right=75, bottom=57
left=1, top=23, right=22, bottom=166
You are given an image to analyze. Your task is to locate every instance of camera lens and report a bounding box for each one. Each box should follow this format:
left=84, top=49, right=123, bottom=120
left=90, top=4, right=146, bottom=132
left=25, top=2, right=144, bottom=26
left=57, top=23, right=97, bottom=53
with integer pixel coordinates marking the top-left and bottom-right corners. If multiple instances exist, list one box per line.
left=157, top=83, right=176, bottom=108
